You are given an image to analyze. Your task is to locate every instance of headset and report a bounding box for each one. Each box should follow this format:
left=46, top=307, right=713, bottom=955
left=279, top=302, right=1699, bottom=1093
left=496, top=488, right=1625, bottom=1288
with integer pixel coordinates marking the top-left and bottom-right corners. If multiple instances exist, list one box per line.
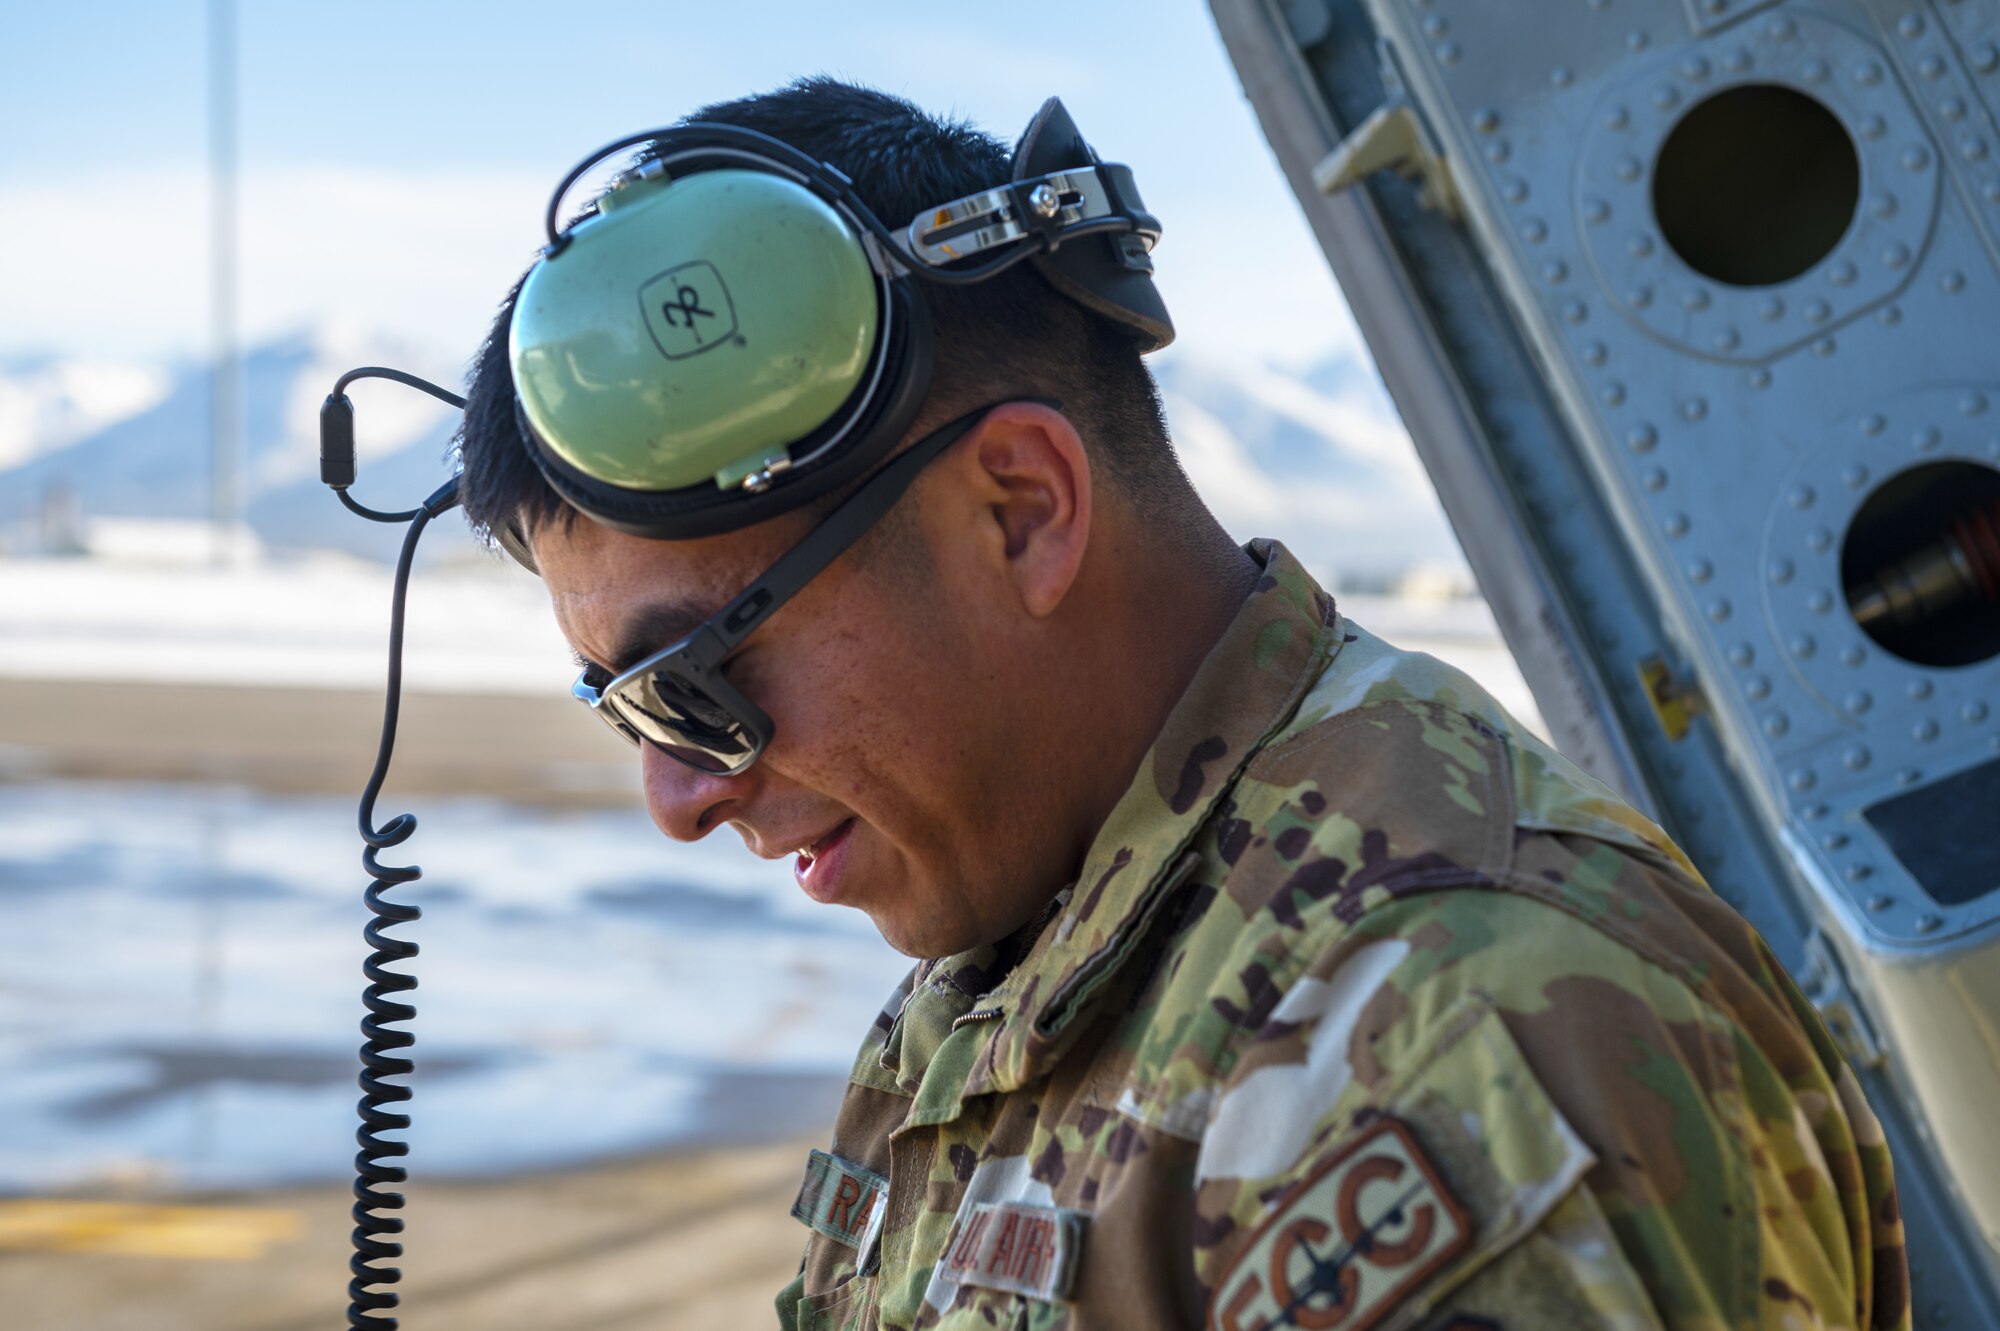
left=320, top=96, right=1172, bottom=1329
left=498, top=96, right=1171, bottom=555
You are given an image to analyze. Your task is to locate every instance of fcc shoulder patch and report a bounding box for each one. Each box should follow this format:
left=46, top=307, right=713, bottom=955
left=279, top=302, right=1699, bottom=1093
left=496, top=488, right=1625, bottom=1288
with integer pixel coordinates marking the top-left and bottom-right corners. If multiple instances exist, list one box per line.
left=940, top=1201, right=1086, bottom=1302
left=1209, top=1117, right=1471, bottom=1331
left=791, top=1149, right=887, bottom=1252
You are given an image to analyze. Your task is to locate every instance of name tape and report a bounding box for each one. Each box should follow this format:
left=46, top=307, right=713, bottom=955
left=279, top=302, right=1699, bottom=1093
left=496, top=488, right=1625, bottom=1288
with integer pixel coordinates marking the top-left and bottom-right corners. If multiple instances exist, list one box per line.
left=940, top=1200, right=1086, bottom=1303
left=792, top=1149, right=888, bottom=1254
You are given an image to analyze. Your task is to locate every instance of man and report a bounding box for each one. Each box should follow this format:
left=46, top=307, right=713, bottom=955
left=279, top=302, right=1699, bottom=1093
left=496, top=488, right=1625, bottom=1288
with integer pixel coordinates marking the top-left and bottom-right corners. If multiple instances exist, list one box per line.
left=456, top=79, right=1906, bottom=1331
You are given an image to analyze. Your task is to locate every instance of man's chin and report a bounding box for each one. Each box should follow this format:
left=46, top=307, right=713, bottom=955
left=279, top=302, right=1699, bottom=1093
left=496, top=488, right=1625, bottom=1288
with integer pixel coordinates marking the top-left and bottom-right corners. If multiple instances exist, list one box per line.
left=866, top=904, right=983, bottom=962
left=871, top=915, right=956, bottom=961
left=865, top=882, right=1070, bottom=962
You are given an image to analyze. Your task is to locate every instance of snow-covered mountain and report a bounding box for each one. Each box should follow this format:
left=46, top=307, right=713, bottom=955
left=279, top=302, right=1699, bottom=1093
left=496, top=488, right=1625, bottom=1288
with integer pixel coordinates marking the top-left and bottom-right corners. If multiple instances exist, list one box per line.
left=0, top=356, right=173, bottom=471
left=0, top=328, right=1466, bottom=580
left=0, top=326, right=471, bottom=563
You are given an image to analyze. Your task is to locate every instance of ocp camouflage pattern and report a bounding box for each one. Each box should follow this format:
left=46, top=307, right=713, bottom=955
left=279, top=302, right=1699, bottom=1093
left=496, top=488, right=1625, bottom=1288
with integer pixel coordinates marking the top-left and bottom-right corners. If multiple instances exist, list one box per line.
left=776, top=539, right=1907, bottom=1331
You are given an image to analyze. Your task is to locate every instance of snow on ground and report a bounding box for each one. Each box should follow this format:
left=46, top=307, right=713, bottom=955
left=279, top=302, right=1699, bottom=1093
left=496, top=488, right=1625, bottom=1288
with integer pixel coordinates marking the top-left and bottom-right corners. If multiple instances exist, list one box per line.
left=0, top=551, right=1539, bottom=728
left=0, top=549, right=570, bottom=695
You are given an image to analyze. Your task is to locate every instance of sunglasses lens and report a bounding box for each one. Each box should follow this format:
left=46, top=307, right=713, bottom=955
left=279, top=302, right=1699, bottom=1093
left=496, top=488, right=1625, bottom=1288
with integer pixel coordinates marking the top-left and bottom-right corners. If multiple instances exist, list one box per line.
left=605, top=669, right=756, bottom=774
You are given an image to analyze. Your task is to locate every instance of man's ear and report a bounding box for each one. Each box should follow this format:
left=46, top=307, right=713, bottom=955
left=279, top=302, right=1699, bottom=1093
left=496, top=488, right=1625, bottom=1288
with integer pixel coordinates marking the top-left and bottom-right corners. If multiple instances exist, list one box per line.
left=950, top=402, right=1092, bottom=619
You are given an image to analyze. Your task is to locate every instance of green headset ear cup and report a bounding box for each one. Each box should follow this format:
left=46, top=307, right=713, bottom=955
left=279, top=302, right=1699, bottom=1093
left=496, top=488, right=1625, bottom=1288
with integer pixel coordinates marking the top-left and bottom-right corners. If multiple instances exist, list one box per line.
left=511, top=168, right=881, bottom=493
left=516, top=273, right=935, bottom=540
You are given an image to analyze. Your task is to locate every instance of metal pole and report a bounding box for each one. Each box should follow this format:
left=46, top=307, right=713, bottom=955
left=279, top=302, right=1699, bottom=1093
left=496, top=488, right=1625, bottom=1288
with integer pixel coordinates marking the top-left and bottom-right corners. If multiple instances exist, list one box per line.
left=209, top=0, right=242, bottom=566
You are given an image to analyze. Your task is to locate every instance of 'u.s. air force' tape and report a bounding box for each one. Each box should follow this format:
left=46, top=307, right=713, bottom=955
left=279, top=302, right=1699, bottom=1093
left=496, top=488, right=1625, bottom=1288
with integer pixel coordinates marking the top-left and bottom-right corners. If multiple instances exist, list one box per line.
left=792, top=1149, right=887, bottom=1256
left=1208, top=1117, right=1472, bottom=1331
left=938, top=1200, right=1087, bottom=1302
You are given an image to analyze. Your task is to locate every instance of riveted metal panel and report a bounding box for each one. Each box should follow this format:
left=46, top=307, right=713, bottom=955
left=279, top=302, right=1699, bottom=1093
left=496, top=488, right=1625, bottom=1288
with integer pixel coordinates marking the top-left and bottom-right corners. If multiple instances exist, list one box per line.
left=1354, top=0, right=2000, bottom=952
left=1877, top=0, right=2000, bottom=272
left=1573, top=11, right=1939, bottom=363
left=1761, top=385, right=2000, bottom=940
left=1211, top=0, right=2000, bottom=1318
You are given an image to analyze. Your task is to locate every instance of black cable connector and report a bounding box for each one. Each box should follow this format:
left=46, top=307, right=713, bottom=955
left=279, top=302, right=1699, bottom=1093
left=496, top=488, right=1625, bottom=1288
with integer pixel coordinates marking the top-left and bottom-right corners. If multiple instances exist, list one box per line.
left=322, top=368, right=467, bottom=523
left=321, top=393, right=357, bottom=489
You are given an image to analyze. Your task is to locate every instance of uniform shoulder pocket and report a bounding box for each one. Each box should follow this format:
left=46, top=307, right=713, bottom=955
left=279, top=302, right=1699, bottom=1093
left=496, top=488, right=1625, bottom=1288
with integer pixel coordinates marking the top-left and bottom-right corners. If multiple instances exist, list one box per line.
left=1204, top=990, right=1605, bottom=1331
left=792, top=1273, right=879, bottom=1331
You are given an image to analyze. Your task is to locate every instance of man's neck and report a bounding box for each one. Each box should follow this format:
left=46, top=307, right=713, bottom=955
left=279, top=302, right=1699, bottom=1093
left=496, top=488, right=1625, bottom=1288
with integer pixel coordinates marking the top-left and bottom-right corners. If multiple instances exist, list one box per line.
left=1058, top=514, right=1263, bottom=865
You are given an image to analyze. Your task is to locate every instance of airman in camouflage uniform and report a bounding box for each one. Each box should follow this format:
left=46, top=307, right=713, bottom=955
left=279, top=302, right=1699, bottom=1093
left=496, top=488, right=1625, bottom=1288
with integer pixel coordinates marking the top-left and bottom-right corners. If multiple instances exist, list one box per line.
left=777, top=540, right=1907, bottom=1331
left=442, top=73, right=1907, bottom=1331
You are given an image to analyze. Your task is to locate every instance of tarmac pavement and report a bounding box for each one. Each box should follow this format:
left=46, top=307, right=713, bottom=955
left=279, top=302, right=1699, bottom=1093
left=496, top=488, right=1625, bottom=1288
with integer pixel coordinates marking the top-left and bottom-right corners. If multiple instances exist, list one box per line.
left=0, top=1140, right=807, bottom=1331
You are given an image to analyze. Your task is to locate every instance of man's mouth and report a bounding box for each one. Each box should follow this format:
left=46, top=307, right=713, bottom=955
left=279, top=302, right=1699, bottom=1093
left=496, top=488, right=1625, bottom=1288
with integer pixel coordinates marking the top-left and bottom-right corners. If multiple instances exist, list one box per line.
left=794, top=818, right=857, bottom=902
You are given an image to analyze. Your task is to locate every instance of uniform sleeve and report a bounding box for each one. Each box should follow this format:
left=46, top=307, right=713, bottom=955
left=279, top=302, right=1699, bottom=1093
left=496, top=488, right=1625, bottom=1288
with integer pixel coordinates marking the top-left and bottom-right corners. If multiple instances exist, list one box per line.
left=1187, top=882, right=1906, bottom=1331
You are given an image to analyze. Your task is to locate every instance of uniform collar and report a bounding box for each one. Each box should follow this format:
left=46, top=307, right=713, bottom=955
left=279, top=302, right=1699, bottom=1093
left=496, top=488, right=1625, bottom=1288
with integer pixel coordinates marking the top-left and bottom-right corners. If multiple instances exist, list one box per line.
left=955, top=538, right=1339, bottom=1098
left=872, top=896, right=1063, bottom=1096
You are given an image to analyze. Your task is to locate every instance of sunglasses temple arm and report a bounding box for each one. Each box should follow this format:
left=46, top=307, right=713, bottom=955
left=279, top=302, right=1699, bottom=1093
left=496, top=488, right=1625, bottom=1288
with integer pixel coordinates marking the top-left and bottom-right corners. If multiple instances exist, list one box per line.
left=699, top=399, right=1055, bottom=659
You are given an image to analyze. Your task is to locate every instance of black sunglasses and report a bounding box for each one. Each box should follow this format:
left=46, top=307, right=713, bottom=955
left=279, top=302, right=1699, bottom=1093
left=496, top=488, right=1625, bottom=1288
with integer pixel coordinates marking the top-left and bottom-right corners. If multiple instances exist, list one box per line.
left=571, top=399, right=1055, bottom=774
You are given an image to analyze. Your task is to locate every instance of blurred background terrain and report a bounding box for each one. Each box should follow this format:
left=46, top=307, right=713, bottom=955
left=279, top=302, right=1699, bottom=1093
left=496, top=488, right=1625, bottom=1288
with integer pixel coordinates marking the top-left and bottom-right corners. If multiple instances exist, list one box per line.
left=0, top=3, right=1531, bottom=1326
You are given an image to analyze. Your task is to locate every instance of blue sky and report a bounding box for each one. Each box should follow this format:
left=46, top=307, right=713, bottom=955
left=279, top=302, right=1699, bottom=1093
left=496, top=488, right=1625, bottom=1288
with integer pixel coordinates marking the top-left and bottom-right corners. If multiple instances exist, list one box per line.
left=0, top=1, right=1363, bottom=374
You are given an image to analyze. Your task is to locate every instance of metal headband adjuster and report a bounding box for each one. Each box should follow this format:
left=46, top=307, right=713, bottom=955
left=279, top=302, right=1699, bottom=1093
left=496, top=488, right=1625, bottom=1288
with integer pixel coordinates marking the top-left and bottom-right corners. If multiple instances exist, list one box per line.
left=899, top=167, right=1158, bottom=268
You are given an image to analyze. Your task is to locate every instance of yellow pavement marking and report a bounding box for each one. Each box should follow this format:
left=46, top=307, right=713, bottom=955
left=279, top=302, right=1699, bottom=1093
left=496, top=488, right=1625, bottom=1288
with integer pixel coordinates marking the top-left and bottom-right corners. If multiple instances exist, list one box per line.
left=0, top=1200, right=301, bottom=1260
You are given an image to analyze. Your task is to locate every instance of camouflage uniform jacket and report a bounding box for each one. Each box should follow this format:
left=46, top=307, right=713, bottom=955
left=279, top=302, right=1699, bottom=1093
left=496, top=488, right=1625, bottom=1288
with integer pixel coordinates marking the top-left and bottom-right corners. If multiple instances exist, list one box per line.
left=776, top=539, right=1907, bottom=1331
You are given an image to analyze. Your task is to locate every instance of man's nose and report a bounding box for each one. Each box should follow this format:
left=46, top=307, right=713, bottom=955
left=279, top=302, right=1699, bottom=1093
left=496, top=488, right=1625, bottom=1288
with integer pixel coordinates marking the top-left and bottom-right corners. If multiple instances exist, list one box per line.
left=640, top=741, right=746, bottom=842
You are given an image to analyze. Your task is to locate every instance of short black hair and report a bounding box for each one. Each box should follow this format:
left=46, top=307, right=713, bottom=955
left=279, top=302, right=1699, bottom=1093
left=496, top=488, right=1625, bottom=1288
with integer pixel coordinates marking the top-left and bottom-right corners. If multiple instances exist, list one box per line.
left=455, top=76, right=1194, bottom=542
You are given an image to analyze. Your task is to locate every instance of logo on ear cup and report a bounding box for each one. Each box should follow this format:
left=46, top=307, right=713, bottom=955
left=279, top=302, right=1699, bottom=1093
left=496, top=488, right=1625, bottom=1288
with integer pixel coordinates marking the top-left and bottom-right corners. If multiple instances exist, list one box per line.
left=640, top=260, right=739, bottom=360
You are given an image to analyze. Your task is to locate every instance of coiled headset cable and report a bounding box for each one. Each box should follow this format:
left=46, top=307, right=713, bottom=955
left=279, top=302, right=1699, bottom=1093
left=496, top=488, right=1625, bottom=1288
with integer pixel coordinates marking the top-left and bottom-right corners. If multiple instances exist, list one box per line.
left=320, top=368, right=466, bottom=1330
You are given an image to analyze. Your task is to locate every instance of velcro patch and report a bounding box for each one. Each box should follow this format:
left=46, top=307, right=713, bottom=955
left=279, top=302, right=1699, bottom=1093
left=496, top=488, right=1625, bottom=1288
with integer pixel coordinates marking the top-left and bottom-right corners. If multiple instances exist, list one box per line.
left=791, top=1149, right=887, bottom=1252
left=940, top=1201, right=1086, bottom=1302
left=1208, top=1117, right=1471, bottom=1331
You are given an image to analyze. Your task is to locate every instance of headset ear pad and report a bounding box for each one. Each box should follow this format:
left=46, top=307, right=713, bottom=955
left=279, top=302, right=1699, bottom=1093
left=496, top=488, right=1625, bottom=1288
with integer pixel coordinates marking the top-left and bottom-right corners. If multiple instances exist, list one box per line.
left=1012, top=98, right=1175, bottom=352
left=514, top=279, right=932, bottom=541
left=508, top=163, right=935, bottom=540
